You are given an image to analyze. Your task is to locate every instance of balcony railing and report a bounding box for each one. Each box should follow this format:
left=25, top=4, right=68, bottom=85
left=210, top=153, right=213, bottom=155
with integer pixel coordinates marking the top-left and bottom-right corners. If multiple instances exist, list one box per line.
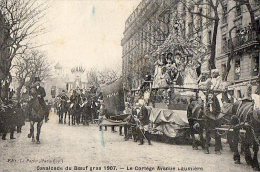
left=222, top=30, right=259, bottom=54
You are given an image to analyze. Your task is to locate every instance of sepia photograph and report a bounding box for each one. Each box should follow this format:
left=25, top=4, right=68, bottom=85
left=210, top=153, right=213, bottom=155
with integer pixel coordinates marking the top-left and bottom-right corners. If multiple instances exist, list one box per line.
left=0, top=0, right=260, bottom=171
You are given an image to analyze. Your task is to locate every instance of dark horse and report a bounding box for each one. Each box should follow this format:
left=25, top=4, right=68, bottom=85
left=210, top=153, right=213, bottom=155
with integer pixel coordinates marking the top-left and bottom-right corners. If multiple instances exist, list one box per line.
left=68, top=96, right=82, bottom=125
left=81, top=99, right=92, bottom=125
left=228, top=99, right=260, bottom=170
left=57, top=99, right=69, bottom=124
left=27, top=87, right=46, bottom=144
left=188, top=93, right=231, bottom=154
left=187, top=98, right=205, bottom=150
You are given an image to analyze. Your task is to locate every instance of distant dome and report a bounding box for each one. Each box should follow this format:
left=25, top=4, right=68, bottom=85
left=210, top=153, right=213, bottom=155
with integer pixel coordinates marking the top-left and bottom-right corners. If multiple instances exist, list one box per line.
left=71, top=66, right=85, bottom=74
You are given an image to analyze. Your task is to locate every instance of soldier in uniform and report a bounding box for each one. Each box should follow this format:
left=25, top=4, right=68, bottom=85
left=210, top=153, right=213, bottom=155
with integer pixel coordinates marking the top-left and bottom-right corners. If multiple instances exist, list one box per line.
left=137, top=99, right=152, bottom=145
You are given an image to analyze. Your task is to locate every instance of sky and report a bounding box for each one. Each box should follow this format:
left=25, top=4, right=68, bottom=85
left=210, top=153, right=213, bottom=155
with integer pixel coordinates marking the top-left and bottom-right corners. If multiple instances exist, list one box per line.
left=38, top=0, right=141, bottom=72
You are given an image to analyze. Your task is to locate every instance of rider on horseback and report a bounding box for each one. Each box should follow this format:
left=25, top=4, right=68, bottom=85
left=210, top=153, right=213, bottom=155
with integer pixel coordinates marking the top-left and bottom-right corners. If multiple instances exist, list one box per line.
left=70, top=90, right=80, bottom=104
left=30, top=77, right=48, bottom=121
left=57, top=90, right=69, bottom=101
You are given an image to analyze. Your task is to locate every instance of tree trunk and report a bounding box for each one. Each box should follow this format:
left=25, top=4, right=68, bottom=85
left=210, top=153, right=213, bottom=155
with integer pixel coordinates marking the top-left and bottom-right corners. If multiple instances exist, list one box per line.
left=244, top=0, right=258, bottom=34
left=209, top=19, right=219, bottom=70
left=224, top=26, right=236, bottom=81
left=16, top=80, right=25, bottom=102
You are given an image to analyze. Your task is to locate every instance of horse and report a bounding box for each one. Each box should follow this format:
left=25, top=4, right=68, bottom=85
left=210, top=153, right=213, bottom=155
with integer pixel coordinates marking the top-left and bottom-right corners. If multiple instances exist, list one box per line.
left=188, top=92, right=232, bottom=154
left=68, top=95, right=82, bottom=125
left=27, top=87, right=46, bottom=144
left=81, top=99, right=92, bottom=126
left=227, top=98, right=260, bottom=170
left=57, top=98, right=69, bottom=124
left=186, top=98, right=205, bottom=150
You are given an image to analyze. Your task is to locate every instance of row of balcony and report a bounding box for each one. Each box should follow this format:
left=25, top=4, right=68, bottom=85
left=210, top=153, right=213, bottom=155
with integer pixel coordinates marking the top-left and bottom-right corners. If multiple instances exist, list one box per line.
left=222, top=31, right=259, bottom=54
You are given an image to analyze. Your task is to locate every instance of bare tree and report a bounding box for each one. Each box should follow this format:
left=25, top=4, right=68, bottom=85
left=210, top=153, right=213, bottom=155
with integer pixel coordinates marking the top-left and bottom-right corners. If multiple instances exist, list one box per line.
left=0, top=0, right=47, bottom=100
left=86, top=67, right=121, bottom=88
left=98, top=68, right=120, bottom=85
left=13, top=50, right=51, bottom=101
left=86, top=68, right=100, bottom=87
left=180, top=0, right=224, bottom=70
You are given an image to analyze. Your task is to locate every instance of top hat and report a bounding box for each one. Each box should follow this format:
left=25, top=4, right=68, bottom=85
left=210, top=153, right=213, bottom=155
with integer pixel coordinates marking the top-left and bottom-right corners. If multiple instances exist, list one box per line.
left=33, top=77, right=41, bottom=83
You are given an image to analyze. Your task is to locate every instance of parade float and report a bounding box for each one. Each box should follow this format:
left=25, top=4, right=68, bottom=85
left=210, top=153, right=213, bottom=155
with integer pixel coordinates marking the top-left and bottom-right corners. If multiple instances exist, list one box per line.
left=99, top=48, right=203, bottom=143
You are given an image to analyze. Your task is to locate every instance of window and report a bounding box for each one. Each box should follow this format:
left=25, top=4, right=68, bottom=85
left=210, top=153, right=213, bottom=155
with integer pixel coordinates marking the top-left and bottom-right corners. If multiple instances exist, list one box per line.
left=198, top=8, right=203, bottom=30
left=252, top=52, right=260, bottom=76
left=198, top=35, right=202, bottom=44
left=222, top=4, right=228, bottom=24
left=234, top=59, right=241, bottom=80
left=182, top=3, right=186, bottom=14
left=182, top=21, right=186, bottom=37
left=235, top=2, right=242, bottom=16
left=237, top=90, right=242, bottom=99
left=221, top=64, right=227, bottom=80
left=256, top=0, right=260, bottom=6
left=256, top=19, right=260, bottom=34
left=208, top=30, right=212, bottom=45
left=188, top=22, right=193, bottom=35
left=222, top=34, right=227, bottom=52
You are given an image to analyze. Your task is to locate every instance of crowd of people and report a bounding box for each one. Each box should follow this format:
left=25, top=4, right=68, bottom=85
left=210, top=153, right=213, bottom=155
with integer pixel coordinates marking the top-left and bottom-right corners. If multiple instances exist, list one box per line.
left=98, top=98, right=152, bottom=146
left=0, top=77, right=52, bottom=141
left=148, top=51, right=200, bottom=89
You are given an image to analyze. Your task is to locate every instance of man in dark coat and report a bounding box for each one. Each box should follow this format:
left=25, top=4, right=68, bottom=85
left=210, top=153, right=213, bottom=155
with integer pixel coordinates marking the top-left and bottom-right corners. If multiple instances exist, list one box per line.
left=187, top=97, right=205, bottom=150
left=137, top=100, right=152, bottom=145
left=57, top=90, right=69, bottom=102
left=30, top=77, right=48, bottom=120
left=1, top=98, right=16, bottom=140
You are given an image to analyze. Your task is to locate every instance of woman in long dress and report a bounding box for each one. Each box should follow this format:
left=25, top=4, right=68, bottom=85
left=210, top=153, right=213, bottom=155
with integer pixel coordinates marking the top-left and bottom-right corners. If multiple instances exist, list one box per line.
left=183, top=60, right=198, bottom=89
left=152, top=56, right=164, bottom=88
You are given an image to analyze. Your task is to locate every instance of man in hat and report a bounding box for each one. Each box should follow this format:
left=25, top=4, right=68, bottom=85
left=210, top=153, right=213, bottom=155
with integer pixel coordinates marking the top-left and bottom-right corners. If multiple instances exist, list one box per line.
left=136, top=99, right=152, bottom=145
left=57, top=90, right=69, bottom=102
left=31, top=77, right=48, bottom=118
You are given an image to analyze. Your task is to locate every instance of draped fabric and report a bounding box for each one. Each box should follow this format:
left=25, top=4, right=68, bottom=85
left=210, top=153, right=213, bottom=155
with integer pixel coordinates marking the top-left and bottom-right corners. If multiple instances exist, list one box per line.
left=149, top=108, right=189, bottom=138
left=101, top=78, right=124, bottom=116
left=149, top=108, right=188, bottom=125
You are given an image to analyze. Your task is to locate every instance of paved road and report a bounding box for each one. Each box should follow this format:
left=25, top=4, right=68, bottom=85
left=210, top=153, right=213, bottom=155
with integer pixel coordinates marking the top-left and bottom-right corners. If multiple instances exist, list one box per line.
left=0, top=112, right=256, bottom=172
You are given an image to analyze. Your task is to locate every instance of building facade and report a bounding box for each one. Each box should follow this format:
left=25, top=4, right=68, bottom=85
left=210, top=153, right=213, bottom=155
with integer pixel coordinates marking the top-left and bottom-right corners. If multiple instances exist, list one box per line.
left=121, top=0, right=174, bottom=90
left=122, top=0, right=260, bottom=98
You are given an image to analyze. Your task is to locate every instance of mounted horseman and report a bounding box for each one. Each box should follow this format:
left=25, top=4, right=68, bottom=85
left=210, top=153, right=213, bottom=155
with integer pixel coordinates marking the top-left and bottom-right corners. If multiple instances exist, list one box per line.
left=30, top=77, right=48, bottom=120
left=27, top=77, right=48, bottom=144
left=57, top=90, right=69, bottom=124
left=69, top=89, right=81, bottom=125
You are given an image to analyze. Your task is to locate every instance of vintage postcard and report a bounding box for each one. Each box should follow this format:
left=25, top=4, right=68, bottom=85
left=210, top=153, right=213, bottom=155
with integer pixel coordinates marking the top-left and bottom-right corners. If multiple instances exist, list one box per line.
left=0, top=0, right=260, bottom=172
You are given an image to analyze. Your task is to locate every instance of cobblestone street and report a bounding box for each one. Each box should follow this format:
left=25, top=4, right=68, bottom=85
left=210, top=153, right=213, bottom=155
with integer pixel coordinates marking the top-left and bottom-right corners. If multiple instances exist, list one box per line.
left=0, top=112, right=255, bottom=172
